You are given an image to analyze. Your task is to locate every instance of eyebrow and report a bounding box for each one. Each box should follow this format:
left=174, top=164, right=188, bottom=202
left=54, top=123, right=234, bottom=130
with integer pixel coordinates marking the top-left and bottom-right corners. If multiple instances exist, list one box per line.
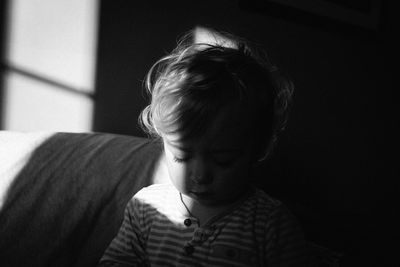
left=164, top=139, right=193, bottom=153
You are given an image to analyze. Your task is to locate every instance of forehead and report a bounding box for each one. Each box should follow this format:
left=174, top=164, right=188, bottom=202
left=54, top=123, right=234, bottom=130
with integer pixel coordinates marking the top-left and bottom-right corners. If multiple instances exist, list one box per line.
left=164, top=102, right=253, bottom=151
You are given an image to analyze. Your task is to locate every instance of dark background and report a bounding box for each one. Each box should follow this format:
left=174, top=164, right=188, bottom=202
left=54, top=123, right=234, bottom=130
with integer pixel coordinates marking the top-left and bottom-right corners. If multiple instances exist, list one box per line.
left=1, top=0, right=398, bottom=265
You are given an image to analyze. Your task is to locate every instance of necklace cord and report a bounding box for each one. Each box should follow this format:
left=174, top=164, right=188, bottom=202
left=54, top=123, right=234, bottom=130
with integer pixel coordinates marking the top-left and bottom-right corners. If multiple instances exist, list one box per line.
left=179, top=192, right=200, bottom=224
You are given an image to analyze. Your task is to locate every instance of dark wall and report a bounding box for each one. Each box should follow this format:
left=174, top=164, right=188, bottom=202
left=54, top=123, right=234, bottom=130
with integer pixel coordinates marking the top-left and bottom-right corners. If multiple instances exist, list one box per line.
left=0, top=0, right=9, bottom=129
left=94, top=0, right=397, bottom=262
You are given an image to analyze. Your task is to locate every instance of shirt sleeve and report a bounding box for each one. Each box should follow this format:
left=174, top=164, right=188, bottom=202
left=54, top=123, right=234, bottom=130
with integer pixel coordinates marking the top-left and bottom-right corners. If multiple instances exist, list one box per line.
left=264, top=203, right=309, bottom=267
left=97, top=198, right=149, bottom=267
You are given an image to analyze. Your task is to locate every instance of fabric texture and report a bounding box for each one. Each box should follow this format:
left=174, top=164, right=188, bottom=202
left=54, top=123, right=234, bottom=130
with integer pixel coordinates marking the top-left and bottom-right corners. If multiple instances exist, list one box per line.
left=0, top=131, right=163, bottom=267
left=99, top=183, right=308, bottom=267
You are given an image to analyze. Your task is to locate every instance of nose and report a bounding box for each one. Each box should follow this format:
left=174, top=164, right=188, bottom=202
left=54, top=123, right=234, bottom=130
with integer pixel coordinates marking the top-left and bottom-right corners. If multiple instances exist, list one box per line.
left=192, top=174, right=213, bottom=185
left=190, top=157, right=213, bottom=185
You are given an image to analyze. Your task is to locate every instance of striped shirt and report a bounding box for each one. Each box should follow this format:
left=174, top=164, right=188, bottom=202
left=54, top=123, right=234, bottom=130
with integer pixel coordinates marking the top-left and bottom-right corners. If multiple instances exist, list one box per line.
left=98, top=184, right=307, bottom=267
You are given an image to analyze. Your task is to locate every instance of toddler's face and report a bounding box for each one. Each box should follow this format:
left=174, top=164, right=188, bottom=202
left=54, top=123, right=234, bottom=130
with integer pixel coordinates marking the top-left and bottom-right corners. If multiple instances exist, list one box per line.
left=162, top=103, right=255, bottom=207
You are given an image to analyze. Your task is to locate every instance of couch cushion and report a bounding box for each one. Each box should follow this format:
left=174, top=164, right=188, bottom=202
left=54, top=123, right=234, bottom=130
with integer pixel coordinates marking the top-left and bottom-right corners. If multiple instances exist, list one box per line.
left=0, top=131, right=164, bottom=267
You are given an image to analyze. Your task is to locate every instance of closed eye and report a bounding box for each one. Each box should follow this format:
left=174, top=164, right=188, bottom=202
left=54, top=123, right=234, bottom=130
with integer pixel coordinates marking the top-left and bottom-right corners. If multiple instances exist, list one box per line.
left=173, top=155, right=191, bottom=163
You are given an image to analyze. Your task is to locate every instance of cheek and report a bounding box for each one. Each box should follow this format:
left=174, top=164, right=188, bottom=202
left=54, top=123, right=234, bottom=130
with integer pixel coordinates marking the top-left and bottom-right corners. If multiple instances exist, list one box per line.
left=218, top=158, right=252, bottom=186
left=165, top=157, right=189, bottom=191
left=168, top=162, right=185, bottom=181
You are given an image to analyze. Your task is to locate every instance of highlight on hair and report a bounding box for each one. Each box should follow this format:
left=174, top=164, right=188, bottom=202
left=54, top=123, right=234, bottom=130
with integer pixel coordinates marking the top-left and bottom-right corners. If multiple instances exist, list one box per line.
left=139, top=28, right=293, bottom=160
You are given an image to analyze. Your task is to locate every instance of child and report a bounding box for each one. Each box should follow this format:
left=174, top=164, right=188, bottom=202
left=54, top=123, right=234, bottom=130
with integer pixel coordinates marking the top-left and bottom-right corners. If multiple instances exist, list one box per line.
left=98, top=28, right=307, bottom=266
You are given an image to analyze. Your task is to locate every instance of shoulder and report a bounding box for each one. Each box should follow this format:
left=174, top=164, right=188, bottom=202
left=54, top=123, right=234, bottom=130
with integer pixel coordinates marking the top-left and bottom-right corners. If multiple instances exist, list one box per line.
left=246, top=188, right=301, bottom=230
left=252, top=188, right=282, bottom=208
left=135, top=183, right=175, bottom=199
left=252, top=190, right=309, bottom=265
left=126, top=183, right=177, bottom=213
left=230, top=188, right=288, bottom=228
left=247, top=188, right=285, bottom=215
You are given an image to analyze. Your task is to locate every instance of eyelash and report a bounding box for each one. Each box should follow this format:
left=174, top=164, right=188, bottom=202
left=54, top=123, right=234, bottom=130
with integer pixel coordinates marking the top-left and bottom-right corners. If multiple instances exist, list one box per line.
left=173, top=156, right=238, bottom=166
left=173, top=156, right=190, bottom=163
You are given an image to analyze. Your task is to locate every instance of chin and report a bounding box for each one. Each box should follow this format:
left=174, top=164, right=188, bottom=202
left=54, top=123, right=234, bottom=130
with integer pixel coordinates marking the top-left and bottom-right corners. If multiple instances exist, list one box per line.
left=197, top=195, right=235, bottom=207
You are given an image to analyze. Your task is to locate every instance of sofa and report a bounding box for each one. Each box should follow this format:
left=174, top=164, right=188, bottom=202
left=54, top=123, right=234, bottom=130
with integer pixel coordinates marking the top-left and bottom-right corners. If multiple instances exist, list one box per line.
left=0, top=131, right=173, bottom=267
left=1, top=131, right=345, bottom=267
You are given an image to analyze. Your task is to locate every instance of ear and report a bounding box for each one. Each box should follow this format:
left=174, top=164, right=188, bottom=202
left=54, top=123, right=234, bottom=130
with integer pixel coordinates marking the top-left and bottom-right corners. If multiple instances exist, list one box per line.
left=252, top=131, right=276, bottom=163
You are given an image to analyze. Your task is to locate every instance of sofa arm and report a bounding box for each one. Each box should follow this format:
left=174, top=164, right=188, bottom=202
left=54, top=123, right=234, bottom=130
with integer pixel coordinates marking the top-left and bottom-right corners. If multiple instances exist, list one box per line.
left=0, top=131, right=163, bottom=267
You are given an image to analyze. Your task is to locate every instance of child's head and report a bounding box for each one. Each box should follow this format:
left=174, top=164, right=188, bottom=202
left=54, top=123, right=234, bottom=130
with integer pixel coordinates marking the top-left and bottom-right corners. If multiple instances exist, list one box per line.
left=140, top=29, right=292, bottom=206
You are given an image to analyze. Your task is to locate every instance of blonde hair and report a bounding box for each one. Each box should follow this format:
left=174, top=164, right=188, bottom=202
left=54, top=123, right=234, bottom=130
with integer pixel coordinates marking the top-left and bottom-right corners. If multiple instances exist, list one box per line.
left=139, top=29, right=293, bottom=160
